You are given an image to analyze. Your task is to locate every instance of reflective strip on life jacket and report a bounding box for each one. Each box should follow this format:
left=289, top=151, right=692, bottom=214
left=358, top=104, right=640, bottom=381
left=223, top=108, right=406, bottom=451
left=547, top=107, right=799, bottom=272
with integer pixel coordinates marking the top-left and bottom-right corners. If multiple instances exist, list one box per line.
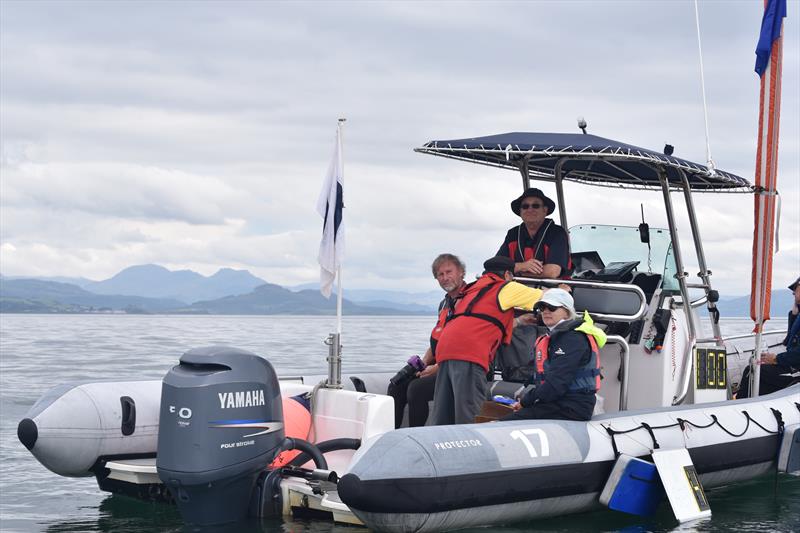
left=533, top=331, right=601, bottom=393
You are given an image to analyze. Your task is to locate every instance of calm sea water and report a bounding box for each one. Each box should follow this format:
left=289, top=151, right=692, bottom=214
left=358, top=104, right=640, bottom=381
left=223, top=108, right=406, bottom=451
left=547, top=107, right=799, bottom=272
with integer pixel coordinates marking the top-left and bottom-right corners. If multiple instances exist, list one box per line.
left=0, top=314, right=798, bottom=532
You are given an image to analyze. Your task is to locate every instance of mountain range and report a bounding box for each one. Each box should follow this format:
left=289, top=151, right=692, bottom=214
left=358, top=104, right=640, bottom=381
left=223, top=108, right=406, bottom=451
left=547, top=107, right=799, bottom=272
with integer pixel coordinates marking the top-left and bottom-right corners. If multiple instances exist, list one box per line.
left=0, top=265, right=435, bottom=315
left=0, top=264, right=795, bottom=317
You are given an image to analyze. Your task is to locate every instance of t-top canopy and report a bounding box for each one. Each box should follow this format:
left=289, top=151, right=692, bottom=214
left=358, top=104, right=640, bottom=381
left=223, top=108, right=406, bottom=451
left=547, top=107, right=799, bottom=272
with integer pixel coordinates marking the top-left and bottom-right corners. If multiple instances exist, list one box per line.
left=415, top=132, right=751, bottom=191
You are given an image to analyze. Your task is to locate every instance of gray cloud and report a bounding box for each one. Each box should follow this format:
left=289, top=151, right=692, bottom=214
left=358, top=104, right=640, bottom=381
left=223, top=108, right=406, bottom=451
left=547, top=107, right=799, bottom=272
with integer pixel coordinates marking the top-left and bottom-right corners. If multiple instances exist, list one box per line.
left=0, top=0, right=797, bottom=296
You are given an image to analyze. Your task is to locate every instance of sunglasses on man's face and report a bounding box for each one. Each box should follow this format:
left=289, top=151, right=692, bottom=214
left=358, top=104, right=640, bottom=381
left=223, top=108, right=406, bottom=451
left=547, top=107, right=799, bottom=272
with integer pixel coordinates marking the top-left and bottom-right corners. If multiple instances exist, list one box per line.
left=537, top=303, right=561, bottom=312
left=520, top=203, right=543, bottom=210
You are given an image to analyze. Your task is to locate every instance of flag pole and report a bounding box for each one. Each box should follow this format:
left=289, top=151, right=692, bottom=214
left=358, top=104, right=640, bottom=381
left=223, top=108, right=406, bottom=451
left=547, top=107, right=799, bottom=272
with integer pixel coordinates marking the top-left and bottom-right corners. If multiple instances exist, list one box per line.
left=335, top=117, right=346, bottom=339
left=336, top=264, right=343, bottom=335
left=322, top=118, right=346, bottom=389
left=749, top=0, right=786, bottom=397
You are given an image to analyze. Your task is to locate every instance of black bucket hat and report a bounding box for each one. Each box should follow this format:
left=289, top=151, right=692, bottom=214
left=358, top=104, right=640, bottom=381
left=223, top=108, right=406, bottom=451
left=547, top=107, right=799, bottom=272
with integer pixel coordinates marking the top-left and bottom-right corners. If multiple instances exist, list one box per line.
left=483, top=256, right=516, bottom=275
left=510, top=188, right=556, bottom=216
left=789, top=276, right=800, bottom=291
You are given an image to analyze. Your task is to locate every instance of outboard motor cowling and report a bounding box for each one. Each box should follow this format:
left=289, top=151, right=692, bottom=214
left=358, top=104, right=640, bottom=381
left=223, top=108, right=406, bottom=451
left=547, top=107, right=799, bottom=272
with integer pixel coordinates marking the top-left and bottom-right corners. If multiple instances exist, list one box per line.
left=157, top=346, right=284, bottom=525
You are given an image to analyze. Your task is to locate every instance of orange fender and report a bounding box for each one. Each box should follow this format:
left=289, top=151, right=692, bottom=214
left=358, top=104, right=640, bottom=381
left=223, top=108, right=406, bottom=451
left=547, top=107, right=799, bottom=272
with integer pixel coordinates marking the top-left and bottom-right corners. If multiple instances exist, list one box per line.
left=269, top=395, right=312, bottom=468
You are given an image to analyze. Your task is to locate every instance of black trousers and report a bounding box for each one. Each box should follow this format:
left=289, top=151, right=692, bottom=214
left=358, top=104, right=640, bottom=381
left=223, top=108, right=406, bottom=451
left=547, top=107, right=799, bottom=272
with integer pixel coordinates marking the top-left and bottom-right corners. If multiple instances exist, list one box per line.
left=737, top=364, right=797, bottom=398
left=387, top=373, right=436, bottom=428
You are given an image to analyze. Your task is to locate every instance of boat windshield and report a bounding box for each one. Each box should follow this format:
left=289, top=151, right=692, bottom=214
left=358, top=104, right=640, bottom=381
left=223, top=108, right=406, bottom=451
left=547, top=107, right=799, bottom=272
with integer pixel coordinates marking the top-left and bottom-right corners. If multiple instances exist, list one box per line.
left=569, top=224, right=679, bottom=292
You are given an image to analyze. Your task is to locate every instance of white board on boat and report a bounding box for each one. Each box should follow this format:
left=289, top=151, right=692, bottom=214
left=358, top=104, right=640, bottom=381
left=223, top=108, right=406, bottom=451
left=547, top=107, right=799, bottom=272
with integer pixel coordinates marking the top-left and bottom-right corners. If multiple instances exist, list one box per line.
left=778, top=423, right=800, bottom=476
left=651, top=448, right=711, bottom=523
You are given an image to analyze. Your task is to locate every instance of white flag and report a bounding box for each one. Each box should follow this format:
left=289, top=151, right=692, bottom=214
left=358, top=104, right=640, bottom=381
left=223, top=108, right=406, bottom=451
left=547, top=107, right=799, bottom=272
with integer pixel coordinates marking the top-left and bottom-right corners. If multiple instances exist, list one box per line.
left=316, top=123, right=345, bottom=298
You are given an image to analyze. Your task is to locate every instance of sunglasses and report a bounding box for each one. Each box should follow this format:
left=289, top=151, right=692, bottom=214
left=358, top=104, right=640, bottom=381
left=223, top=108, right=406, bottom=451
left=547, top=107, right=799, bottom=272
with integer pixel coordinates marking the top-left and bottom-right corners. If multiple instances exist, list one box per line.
left=520, top=203, right=543, bottom=210
left=537, top=303, right=561, bottom=312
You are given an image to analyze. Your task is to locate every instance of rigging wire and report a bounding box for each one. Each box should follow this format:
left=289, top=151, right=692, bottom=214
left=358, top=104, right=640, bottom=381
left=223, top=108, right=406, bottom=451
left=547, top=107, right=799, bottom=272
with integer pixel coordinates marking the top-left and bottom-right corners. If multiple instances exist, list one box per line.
left=694, top=0, right=716, bottom=175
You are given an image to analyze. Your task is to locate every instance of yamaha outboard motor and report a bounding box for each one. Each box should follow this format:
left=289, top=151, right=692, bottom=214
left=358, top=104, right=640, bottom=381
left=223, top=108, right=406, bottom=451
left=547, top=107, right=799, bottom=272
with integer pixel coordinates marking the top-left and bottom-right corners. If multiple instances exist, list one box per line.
left=157, top=346, right=284, bottom=526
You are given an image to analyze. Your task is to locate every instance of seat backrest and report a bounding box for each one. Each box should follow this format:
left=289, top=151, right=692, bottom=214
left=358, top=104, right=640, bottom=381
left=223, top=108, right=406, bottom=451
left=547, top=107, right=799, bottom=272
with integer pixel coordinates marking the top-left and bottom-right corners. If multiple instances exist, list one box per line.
left=572, top=285, right=645, bottom=319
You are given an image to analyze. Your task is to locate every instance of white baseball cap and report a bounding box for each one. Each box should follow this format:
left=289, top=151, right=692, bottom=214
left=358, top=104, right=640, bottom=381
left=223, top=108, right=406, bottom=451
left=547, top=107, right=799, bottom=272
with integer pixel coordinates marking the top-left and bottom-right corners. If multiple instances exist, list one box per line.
left=534, top=288, right=576, bottom=319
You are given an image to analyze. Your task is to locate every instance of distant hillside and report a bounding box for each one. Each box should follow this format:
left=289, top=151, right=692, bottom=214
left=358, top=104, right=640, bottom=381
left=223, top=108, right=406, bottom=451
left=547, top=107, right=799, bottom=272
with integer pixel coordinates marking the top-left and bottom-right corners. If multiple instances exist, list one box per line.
left=190, top=283, right=423, bottom=315
left=715, top=290, right=794, bottom=318
left=85, top=264, right=267, bottom=303
left=0, top=277, right=428, bottom=315
left=0, top=278, right=186, bottom=313
left=3, top=274, right=95, bottom=288
left=290, top=284, right=441, bottom=312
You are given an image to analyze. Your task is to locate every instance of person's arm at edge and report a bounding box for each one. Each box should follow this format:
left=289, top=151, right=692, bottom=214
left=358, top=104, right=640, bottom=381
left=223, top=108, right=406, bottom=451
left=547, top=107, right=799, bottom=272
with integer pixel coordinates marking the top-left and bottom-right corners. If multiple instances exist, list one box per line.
left=541, top=264, right=563, bottom=279
left=497, top=281, right=543, bottom=311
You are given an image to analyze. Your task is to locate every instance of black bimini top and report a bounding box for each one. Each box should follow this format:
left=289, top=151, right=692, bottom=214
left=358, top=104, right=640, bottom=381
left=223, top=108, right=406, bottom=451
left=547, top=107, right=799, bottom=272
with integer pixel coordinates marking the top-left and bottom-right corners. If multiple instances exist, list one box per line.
left=415, top=132, right=751, bottom=192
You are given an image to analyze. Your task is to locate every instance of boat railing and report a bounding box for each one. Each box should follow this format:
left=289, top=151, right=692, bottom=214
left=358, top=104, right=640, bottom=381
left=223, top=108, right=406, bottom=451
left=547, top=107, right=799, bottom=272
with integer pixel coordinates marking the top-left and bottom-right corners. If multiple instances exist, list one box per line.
left=514, top=277, right=648, bottom=323
left=717, top=330, right=788, bottom=344
left=605, top=335, right=630, bottom=411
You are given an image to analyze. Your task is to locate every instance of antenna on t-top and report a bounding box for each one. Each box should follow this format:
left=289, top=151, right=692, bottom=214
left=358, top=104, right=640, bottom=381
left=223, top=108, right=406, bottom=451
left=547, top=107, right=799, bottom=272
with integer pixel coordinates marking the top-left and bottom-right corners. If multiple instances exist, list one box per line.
left=577, top=117, right=587, bottom=134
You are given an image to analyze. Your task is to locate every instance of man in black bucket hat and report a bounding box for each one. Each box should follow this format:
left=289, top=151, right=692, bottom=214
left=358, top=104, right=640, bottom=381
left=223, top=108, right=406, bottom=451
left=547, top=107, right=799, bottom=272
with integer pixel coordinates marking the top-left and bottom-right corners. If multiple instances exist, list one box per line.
left=498, top=188, right=571, bottom=279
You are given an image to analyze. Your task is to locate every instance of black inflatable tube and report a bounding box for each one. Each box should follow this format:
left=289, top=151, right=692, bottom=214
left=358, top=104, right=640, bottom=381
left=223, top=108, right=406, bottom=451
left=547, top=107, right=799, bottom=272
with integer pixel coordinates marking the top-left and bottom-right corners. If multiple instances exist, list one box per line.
left=286, top=438, right=361, bottom=468
left=281, top=437, right=328, bottom=470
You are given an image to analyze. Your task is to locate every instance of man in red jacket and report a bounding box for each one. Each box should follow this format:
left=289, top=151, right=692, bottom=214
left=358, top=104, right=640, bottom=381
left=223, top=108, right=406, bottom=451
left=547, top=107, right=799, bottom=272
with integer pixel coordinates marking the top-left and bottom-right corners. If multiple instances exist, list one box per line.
left=431, top=256, right=544, bottom=425
left=388, top=253, right=467, bottom=428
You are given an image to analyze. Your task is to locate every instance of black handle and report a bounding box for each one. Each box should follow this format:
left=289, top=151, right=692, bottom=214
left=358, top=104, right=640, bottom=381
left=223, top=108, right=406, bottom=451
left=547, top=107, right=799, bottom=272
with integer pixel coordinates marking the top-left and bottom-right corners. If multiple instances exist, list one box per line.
left=120, top=396, right=136, bottom=436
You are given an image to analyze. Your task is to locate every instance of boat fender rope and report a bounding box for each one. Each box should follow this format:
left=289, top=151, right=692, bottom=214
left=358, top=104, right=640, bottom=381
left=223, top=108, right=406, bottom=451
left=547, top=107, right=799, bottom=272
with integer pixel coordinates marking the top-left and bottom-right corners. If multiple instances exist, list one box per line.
left=770, top=408, right=784, bottom=435
left=742, top=409, right=781, bottom=435
left=607, top=408, right=785, bottom=454
left=681, top=417, right=716, bottom=430
left=640, top=422, right=660, bottom=450
left=710, top=413, right=750, bottom=438
left=603, top=425, right=621, bottom=458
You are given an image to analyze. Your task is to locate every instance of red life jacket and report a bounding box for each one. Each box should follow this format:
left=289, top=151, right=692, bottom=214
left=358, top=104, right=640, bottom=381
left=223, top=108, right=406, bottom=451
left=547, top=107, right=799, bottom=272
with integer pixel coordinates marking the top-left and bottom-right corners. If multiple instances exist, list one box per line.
left=532, top=330, right=601, bottom=393
left=435, top=273, right=514, bottom=371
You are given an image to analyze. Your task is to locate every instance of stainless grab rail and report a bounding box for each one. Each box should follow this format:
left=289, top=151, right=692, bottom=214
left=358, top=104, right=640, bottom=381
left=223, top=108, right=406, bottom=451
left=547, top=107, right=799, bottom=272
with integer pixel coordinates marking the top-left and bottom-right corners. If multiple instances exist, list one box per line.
left=605, top=335, right=630, bottom=411
left=719, top=330, right=788, bottom=343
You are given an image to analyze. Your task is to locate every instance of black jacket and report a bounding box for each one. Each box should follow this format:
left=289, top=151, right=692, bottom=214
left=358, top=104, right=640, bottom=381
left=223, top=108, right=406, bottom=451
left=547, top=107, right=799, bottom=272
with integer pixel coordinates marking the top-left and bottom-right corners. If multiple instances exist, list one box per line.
left=778, top=311, right=800, bottom=368
left=520, top=318, right=596, bottom=421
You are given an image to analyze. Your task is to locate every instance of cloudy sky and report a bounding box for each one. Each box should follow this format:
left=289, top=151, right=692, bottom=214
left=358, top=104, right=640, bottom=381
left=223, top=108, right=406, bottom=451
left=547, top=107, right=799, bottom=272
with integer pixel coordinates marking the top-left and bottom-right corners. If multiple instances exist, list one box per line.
left=1, top=0, right=798, bottom=297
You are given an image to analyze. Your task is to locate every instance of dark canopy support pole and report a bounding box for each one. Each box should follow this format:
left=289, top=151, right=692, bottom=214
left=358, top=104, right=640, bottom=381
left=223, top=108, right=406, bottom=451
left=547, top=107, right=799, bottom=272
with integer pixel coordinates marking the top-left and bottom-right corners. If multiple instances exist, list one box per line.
left=659, top=171, right=696, bottom=405
left=680, top=172, right=723, bottom=347
left=518, top=158, right=530, bottom=191
left=555, top=158, right=569, bottom=230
